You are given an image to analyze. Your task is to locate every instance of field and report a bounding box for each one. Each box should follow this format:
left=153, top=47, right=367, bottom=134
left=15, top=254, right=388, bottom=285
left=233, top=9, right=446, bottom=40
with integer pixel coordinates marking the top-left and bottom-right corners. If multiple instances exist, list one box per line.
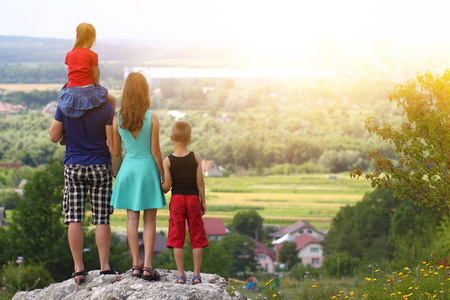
left=109, top=174, right=373, bottom=234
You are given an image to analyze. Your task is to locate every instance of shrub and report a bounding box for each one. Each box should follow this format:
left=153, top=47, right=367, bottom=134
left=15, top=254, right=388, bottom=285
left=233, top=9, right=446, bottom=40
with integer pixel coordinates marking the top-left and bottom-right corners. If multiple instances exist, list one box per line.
left=0, top=257, right=53, bottom=300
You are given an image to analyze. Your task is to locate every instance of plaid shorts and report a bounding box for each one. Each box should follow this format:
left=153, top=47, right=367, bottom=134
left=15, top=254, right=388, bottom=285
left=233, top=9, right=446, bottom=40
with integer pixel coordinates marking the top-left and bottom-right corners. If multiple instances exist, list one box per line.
left=63, top=164, right=114, bottom=225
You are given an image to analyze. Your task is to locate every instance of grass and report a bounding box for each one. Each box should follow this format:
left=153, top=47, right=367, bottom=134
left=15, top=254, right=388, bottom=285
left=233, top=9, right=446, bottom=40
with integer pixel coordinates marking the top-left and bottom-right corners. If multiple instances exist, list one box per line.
left=231, top=260, right=450, bottom=299
left=107, top=174, right=372, bottom=234
left=2, top=174, right=372, bottom=233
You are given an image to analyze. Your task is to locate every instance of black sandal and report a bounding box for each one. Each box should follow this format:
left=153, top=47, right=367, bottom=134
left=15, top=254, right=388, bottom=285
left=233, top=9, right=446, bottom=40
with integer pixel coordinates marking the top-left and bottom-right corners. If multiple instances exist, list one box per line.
left=142, top=266, right=160, bottom=281
left=72, top=269, right=87, bottom=285
left=100, top=267, right=120, bottom=275
left=131, top=265, right=143, bottom=278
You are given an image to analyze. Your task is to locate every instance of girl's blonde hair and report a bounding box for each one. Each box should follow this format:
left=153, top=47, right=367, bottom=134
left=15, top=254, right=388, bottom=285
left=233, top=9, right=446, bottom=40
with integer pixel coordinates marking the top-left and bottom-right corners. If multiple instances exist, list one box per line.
left=73, top=23, right=96, bottom=50
left=120, top=72, right=150, bottom=131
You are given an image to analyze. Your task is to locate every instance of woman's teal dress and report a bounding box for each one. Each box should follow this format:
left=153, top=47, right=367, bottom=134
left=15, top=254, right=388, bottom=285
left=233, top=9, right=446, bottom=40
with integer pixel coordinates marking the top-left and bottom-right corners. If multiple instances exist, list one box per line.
left=110, top=110, right=166, bottom=211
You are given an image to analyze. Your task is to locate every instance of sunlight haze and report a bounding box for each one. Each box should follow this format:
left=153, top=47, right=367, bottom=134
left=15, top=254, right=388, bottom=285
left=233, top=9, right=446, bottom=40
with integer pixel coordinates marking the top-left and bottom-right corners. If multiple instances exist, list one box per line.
left=1, top=0, right=450, bottom=68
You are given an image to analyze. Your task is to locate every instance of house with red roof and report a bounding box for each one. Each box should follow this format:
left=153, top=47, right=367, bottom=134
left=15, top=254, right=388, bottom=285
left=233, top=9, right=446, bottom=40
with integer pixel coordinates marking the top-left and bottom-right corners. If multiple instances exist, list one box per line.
left=0, top=102, right=27, bottom=114
left=252, top=239, right=276, bottom=273
left=272, top=220, right=326, bottom=242
left=293, top=233, right=323, bottom=267
left=203, top=218, right=228, bottom=242
left=272, top=220, right=327, bottom=268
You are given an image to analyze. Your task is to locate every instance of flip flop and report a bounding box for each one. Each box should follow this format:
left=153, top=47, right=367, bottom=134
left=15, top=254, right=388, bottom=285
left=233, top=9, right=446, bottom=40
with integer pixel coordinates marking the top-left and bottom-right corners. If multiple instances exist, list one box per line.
left=192, top=275, right=202, bottom=285
left=176, top=275, right=186, bottom=284
left=72, top=269, right=87, bottom=285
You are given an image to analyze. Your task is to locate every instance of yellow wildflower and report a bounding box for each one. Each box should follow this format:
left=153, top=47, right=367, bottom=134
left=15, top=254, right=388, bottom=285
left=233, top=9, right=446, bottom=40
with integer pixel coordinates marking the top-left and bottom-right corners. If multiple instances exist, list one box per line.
left=312, top=285, right=316, bottom=288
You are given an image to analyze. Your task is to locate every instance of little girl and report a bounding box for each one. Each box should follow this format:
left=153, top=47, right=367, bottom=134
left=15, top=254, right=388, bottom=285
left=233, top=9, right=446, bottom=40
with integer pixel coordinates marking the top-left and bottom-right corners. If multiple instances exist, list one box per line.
left=58, top=23, right=115, bottom=143
left=110, top=72, right=166, bottom=281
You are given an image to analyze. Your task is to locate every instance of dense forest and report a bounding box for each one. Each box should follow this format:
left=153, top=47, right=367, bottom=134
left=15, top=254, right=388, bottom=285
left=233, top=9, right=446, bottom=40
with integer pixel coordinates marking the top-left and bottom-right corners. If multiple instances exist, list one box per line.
left=0, top=74, right=403, bottom=188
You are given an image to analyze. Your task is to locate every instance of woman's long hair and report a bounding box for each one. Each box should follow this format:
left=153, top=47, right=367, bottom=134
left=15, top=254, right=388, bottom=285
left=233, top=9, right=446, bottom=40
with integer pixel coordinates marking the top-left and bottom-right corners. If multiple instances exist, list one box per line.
left=120, top=72, right=150, bottom=131
left=73, top=23, right=96, bottom=50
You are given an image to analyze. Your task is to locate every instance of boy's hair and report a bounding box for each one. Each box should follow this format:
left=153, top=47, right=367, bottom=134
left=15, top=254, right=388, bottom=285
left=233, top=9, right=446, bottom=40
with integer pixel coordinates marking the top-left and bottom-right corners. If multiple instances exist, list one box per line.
left=73, top=23, right=96, bottom=49
left=120, top=72, right=151, bottom=131
left=172, top=120, right=192, bottom=143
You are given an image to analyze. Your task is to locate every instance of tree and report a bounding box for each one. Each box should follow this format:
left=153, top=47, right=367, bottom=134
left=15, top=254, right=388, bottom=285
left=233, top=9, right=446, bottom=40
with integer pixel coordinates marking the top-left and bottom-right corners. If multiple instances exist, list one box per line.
left=322, top=252, right=361, bottom=278
left=221, top=233, right=257, bottom=278
left=323, top=188, right=444, bottom=265
left=1, top=159, right=131, bottom=281
left=3, top=159, right=70, bottom=280
left=278, top=241, right=299, bottom=270
left=0, top=190, right=21, bottom=209
left=232, top=210, right=263, bottom=241
left=351, top=70, right=450, bottom=211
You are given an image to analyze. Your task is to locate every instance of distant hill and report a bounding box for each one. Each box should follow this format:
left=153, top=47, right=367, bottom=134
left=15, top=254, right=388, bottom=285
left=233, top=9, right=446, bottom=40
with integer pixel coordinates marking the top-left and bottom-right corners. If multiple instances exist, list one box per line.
left=0, top=35, right=234, bottom=64
left=0, top=35, right=71, bottom=63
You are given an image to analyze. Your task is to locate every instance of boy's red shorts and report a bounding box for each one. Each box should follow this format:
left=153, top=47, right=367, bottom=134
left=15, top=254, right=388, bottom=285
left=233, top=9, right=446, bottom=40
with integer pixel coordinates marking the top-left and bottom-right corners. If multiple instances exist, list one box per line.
left=166, top=194, right=209, bottom=249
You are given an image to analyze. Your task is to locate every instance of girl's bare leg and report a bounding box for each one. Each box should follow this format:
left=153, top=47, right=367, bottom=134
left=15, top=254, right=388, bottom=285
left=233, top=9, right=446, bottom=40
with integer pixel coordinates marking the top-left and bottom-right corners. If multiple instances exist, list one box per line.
left=127, top=210, right=142, bottom=275
left=143, top=209, right=157, bottom=276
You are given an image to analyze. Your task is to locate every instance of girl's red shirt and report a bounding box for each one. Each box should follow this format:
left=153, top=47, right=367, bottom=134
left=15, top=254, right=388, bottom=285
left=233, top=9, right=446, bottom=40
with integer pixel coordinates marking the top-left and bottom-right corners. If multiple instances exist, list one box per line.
left=65, top=48, right=98, bottom=87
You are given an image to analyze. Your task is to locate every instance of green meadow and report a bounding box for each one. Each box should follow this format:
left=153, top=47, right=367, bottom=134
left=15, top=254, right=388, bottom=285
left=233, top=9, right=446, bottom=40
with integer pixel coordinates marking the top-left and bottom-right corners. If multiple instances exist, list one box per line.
left=109, top=174, right=373, bottom=234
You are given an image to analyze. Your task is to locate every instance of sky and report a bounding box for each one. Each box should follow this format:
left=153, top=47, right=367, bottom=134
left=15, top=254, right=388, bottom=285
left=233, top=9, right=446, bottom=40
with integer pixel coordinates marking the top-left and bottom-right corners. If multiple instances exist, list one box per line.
left=1, top=0, right=449, bottom=66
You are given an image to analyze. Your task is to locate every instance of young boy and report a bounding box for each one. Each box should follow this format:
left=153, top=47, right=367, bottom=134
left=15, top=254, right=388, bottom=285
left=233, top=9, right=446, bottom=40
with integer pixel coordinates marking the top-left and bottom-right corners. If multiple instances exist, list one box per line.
left=161, top=120, right=209, bottom=285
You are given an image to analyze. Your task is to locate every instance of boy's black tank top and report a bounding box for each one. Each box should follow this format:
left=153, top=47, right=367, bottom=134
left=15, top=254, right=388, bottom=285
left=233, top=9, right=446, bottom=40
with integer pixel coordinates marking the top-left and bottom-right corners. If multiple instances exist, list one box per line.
left=169, top=151, right=199, bottom=196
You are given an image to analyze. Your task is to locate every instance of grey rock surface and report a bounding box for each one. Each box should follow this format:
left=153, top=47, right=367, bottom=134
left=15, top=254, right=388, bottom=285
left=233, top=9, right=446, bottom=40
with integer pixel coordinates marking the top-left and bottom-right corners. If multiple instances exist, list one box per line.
left=12, top=269, right=243, bottom=300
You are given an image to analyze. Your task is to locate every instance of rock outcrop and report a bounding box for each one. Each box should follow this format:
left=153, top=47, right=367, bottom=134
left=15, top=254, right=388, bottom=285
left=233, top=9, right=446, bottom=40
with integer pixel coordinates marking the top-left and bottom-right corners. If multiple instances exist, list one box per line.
left=12, top=269, right=243, bottom=300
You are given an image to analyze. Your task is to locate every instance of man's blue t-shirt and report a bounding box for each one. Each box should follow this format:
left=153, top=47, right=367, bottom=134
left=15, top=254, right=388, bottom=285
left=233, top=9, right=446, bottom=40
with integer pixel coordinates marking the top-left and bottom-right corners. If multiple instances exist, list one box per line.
left=55, top=102, right=114, bottom=165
